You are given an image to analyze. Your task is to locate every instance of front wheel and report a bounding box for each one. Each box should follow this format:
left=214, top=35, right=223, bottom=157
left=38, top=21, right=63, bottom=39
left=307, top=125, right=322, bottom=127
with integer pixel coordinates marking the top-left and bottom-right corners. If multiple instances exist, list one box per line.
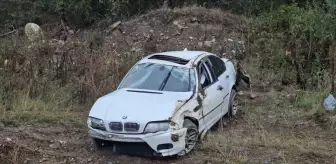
left=177, top=119, right=199, bottom=157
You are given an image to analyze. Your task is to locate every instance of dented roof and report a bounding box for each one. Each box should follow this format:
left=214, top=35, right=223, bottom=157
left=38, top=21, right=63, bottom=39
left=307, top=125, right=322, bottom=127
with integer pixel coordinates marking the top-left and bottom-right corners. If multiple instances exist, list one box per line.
left=140, top=50, right=208, bottom=68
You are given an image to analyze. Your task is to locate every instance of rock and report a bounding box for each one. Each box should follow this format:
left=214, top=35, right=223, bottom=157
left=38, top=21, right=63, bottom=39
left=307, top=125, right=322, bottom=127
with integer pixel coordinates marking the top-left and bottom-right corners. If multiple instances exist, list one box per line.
left=160, top=33, right=164, bottom=36
left=24, top=158, right=32, bottom=164
left=131, top=47, right=141, bottom=52
left=189, top=36, right=194, bottom=40
left=4, top=59, right=9, bottom=67
left=164, top=36, right=169, bottom=40
left=24, top=23, right=44, bottom=42
left=268, top=115, right=275, bottom=119
left=204, top=38, right=216, bottom=48
left=191, top=17, right=198, bottom=22
left=204, top=40, right=214, bottom=48
left=88, top=158, right=93, bottom=162
left=143, top=33, right=151, bottom=39
left=39, top=158, right=47, bottom=163
left=173, top=20, right=187, bottom=30
left=149, top=29, right=154, bottom=33
left=204, top=41, right=212, bottom=48
left=68, top=30, right=74, bottom=35
left=107, top=21, right=121, bottom=33
left=250, top=92, right=258, bottom=99
left=237, top=91, right=244, bottom=96
left=5, top=138, right=12, bottom=142
left=228, top=38, right=234, bottom=42
left=59, top=140, right=67, bottom=145
left=49, top=142, right=60, bottom=149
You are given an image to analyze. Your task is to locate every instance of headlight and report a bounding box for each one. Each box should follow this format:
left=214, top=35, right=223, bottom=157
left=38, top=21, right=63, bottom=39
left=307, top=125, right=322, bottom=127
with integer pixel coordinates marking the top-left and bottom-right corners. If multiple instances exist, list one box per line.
left=144, top=121, right=170, bottom=133
left=88, top=117, right=106, bottom=131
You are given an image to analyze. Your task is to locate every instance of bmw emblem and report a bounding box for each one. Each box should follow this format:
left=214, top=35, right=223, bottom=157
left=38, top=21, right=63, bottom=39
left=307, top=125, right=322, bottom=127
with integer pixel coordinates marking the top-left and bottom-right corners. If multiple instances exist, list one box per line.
left=122, top=116, right=127, bottom=119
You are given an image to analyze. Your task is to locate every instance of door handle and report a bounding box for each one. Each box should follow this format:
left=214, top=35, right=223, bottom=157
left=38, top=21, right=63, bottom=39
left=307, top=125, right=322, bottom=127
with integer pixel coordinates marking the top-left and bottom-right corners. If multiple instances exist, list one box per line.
left=217, top=85, right=223, bottom=91
left=226, top=75, right=229, bottom=79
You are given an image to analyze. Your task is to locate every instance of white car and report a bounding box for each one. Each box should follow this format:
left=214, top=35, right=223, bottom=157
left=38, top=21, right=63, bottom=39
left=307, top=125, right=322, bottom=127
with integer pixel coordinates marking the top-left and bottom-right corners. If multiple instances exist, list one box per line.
left=87, top=50, right=238, bottom=157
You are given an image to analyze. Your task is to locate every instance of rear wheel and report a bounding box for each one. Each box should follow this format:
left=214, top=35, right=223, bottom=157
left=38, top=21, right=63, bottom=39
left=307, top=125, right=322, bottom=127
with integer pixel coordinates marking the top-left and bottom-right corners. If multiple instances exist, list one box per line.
left=177, top=119, right=199, bottom=156
left=228, top=89, right=238, bottom=118
left=224, top=89, right=238, bottom=119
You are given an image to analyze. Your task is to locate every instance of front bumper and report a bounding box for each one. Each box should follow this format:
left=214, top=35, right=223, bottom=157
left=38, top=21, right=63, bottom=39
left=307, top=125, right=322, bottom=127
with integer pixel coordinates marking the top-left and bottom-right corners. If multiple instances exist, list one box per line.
left=88, top=127, right=187, bottom=157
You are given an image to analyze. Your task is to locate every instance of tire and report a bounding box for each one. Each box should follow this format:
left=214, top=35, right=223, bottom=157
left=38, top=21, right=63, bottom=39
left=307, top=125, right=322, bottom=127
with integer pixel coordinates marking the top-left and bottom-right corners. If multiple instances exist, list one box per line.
left=177, top=119, right=199, bottom=157
left=225, top=89, right=238, bottom=119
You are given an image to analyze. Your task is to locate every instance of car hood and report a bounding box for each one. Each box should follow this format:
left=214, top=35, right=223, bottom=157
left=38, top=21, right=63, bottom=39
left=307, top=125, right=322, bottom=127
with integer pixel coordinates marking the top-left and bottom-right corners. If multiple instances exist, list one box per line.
left=89, top=88, right=193, bottom=124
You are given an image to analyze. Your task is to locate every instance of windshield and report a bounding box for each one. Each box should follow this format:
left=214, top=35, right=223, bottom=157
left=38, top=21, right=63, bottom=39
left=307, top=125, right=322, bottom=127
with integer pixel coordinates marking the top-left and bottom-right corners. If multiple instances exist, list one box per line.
left=118, top=63, right=195, bottom=92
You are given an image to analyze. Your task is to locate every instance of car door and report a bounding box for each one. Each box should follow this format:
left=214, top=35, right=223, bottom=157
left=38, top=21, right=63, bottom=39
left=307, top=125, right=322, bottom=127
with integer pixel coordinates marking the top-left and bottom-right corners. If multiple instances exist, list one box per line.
left=208, top=55, right=230, bottom=114
left=197, top=58, right=225, bottom=128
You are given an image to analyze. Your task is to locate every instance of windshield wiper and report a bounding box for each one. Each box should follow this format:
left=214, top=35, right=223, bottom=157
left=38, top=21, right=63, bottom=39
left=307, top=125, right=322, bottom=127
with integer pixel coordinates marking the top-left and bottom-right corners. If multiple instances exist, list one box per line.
left=159, top=67, right=174, bottom=90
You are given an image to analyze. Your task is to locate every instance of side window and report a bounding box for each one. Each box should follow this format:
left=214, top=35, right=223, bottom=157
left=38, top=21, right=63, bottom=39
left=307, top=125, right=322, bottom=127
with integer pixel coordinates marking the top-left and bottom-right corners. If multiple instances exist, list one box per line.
left=204, top=59, right=216, bottom=81
left=197, top=62, right=212, bottom=89
left=208, top=55, right=226, bottom=78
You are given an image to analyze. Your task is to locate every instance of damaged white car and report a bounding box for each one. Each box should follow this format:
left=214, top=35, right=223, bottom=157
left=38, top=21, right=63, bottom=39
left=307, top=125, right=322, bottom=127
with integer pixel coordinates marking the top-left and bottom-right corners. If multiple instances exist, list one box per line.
left=88, top=50, right=238, bottom=157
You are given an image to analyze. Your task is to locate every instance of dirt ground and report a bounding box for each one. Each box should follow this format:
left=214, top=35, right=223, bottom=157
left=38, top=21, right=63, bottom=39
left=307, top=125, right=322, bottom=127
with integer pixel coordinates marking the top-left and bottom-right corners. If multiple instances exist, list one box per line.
left=1, top=84, right=336, bottom=164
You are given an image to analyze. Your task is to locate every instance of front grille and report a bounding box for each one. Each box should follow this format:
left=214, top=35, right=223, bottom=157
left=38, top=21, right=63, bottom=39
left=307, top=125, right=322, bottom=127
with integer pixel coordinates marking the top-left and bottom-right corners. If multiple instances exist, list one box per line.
left=109, top=122, right=123, bottom=131
left=124, top=122, right=140, bottom=132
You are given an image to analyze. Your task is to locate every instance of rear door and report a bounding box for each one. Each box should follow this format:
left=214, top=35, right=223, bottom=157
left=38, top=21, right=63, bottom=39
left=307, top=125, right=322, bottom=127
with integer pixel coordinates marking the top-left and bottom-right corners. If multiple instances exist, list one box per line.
left=207, top=55, right=230, bottom=114
left=197, top=57, right=225, bottom=128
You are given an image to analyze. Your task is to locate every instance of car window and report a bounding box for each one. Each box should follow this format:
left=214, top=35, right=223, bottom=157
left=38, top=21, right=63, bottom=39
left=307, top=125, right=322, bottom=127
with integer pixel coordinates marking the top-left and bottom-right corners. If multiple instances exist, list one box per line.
left=204, top=59, right=216, bottom=81
left=208, top=55, right=226, bottom=78
left=197, top=62, right=212, bottom=89
left=118, top=63, right=194, bottom=92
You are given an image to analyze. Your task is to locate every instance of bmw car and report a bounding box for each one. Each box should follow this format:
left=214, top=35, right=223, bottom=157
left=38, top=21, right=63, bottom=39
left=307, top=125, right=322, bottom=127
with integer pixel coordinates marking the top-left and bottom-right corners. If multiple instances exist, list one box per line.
left=87, top=50, right=238, bottom=157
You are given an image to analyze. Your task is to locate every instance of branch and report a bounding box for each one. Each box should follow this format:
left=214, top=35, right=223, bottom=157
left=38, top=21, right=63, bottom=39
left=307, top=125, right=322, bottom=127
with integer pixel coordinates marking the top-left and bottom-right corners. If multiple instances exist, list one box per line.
left=0, top=30, right=17, bottom=38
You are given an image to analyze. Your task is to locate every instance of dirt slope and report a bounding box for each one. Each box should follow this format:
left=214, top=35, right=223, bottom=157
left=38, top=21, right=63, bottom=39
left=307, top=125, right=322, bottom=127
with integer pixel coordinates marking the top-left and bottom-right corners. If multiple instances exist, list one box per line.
left=73, top=6, right=247, bottom=59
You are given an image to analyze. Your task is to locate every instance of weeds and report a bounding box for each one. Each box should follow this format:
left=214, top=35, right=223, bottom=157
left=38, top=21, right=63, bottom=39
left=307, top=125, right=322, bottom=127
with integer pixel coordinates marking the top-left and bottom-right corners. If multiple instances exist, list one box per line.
left=200, top=92, right=336, bottom=163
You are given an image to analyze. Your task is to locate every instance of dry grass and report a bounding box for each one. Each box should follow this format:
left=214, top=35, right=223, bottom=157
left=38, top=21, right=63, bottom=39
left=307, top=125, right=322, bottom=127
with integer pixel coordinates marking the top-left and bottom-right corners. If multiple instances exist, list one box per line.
left=195, top=85, right=336, bottom=164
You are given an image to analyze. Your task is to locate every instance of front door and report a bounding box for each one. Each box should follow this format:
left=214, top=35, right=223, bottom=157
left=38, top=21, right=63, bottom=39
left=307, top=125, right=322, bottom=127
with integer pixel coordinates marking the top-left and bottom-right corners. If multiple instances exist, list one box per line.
left=197, top=60, right=224, bottom=128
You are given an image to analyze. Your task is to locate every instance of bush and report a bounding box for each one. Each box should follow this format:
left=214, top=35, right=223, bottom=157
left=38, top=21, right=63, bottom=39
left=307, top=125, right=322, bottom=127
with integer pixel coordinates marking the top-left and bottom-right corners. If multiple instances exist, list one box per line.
left=252, top=2, right=336, bottom=89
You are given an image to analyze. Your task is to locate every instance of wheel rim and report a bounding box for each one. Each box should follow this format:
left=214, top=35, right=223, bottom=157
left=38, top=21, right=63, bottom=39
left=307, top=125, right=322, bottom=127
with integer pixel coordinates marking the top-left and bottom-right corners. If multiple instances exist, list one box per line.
left=184, top=129, right=198, bottom=154
left=231, top=91, right=238, bottom=116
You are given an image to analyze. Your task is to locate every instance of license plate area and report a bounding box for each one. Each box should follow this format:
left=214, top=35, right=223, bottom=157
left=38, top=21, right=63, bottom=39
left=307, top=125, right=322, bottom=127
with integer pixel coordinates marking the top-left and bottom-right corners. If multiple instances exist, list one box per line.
left=106, top=134, right=142, bottom=142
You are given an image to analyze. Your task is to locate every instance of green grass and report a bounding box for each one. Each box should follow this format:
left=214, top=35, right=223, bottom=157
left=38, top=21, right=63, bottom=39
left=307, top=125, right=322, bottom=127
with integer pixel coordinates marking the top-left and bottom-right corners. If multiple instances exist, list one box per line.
left=294, top=91, right=325, bottom=110
left=0, top=88, right=87, bottom=127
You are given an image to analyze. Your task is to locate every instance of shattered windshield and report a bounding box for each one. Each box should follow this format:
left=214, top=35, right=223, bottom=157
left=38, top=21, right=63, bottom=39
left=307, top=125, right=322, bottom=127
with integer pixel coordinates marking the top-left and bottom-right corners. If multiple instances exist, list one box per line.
left=118, top=63, right=195, bottom=92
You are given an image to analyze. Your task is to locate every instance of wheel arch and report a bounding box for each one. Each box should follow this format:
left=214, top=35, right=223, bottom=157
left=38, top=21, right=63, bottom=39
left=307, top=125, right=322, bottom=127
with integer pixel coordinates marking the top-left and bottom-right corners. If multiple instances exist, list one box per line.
left=184, top=116, right=199, bottom=129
